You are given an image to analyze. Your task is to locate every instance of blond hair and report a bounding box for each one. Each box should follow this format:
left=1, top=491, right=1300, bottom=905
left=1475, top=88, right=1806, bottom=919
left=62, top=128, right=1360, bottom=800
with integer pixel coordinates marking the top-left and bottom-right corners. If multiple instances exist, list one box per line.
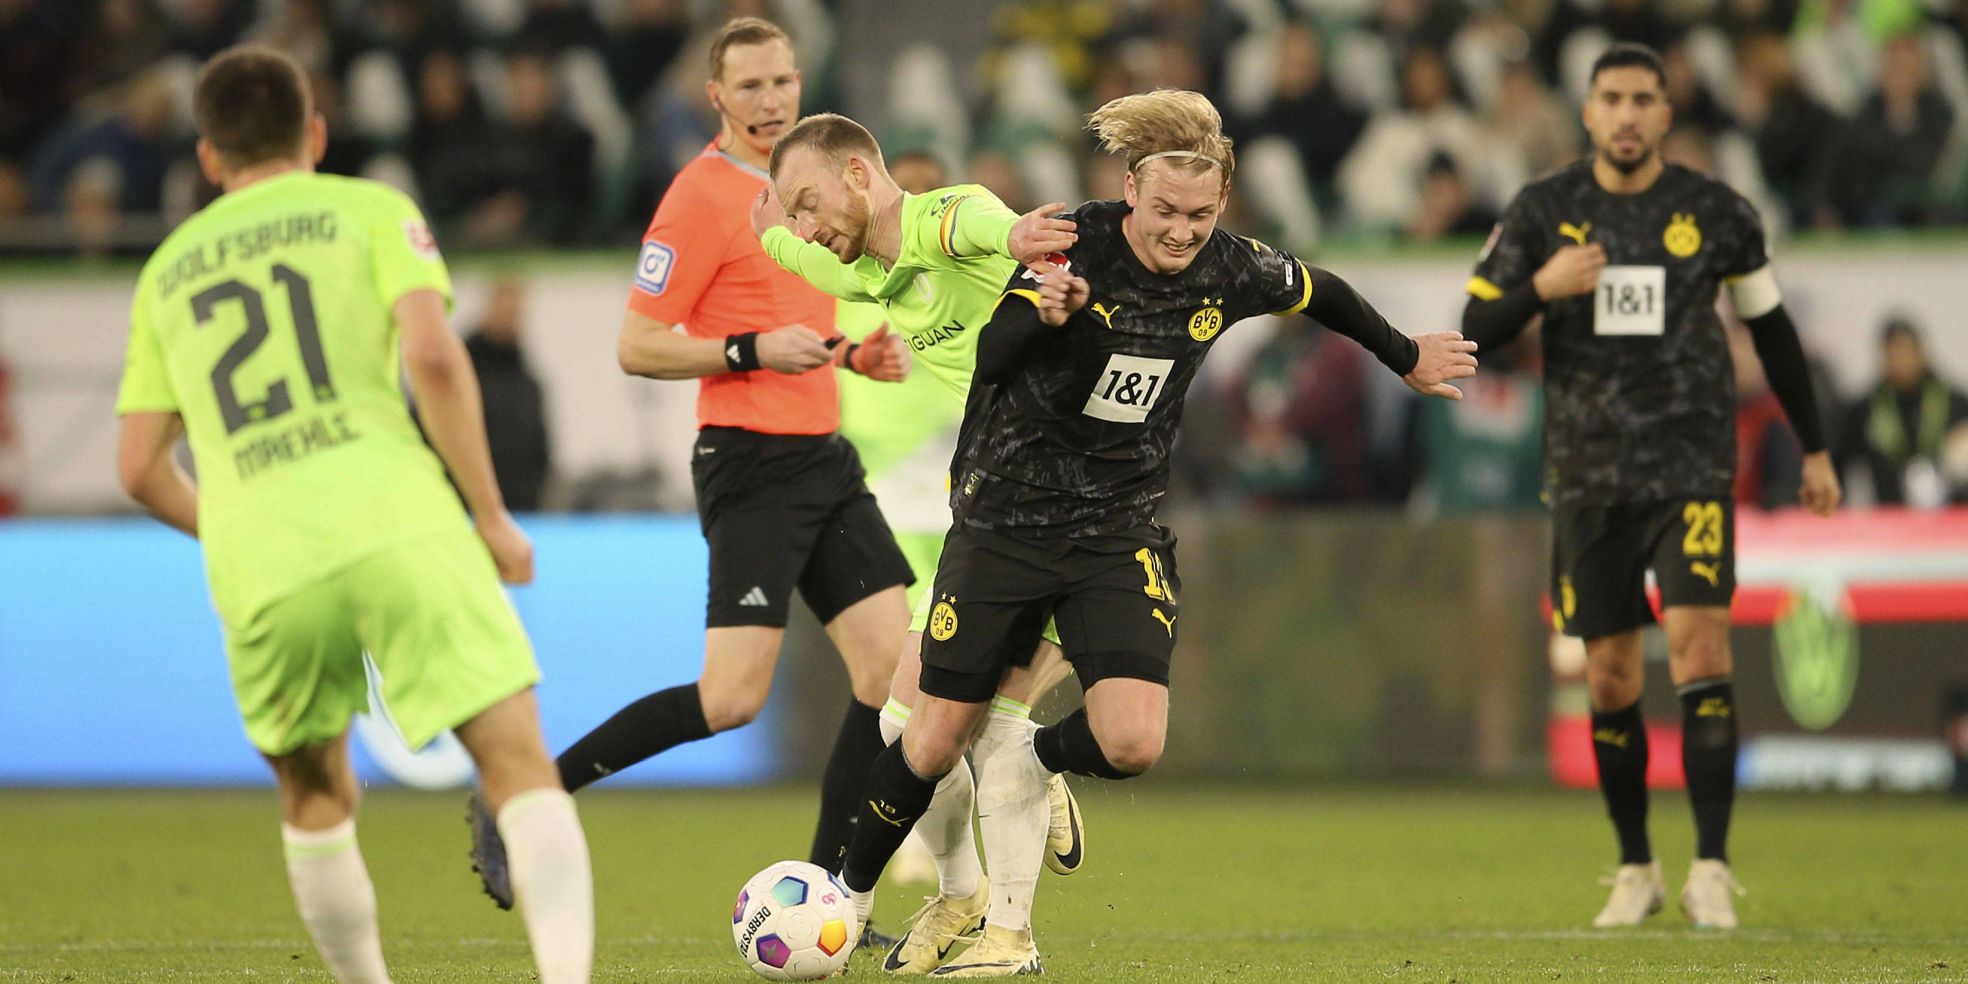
left=1086, top=89, right=1235, bottom=185
left=709, top=16, right=792, bottom=81
left=769, top=112, right=885, bottom=178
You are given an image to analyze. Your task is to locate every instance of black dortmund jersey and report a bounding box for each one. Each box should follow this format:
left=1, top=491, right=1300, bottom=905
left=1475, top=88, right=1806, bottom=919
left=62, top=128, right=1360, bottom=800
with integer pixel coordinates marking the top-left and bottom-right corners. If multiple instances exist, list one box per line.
left=1471, top=162, right=1768, bottom=506
left=952, top=199, right=1311, bottom=536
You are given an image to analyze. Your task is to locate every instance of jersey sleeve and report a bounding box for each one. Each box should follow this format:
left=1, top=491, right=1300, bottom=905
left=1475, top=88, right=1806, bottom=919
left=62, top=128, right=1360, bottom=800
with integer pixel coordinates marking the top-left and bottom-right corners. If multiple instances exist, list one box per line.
left=115, top=284, right=178, bottom=415
left=626, top=188, right=728, bottom=323
left=1717, top=189, right=1771, bottom=279
left=1239, top=237, right=1314, bottom=319
left=1467, top=189, right=1543, bottom=300
left=761, top=225, right=876, bottom=302
left=913, top=189, right=1018, bottom=264
left=370, top=188, right=453, bottom=311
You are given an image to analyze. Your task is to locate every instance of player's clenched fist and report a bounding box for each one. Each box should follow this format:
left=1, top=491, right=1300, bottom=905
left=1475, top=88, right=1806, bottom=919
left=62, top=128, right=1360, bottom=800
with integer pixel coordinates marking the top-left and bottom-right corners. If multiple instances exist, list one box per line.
left=750, top=185, right=791, bottom=239
left=1024, top=260, right=1089, bottom=327
left=1534, top=243, right=1607, bottom=300
left=757, top=325, right=834, bottom=373
left=839, top=323, right=911, bottom=381
left=1403, top=331, right=1480, bottom=400
left=1008, top=202, right=1078, bottom=264
left=476, top=511, right=535, bottom=585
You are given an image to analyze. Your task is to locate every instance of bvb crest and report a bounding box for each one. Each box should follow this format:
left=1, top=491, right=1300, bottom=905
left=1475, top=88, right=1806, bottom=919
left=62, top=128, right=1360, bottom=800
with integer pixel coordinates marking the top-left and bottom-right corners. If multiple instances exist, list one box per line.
left=1663, top=213, right=1701, bottom=258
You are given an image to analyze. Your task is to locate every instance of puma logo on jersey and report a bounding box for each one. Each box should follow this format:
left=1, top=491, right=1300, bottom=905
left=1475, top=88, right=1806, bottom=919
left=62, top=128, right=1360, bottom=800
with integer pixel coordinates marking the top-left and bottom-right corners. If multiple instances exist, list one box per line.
left=1091, top=302, right=1121, bottom=329
left=1151, top=608, right=1176, bottom=637
left=1690, top=562, right=1720, bottom=587
left=1559, top=222, right=1592, bottom=246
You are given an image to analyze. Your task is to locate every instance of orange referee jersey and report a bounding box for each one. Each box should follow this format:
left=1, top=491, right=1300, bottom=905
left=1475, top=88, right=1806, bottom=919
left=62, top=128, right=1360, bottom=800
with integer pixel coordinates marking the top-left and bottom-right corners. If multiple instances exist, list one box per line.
left=627, top=141, right=839, bottom=434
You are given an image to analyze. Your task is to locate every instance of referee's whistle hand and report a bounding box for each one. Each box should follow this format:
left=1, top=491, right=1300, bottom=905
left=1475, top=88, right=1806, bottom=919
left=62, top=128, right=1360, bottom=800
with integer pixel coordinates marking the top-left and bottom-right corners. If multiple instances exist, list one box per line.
left=1403, top=331, right=1480, bottom=401
left=1009, top=202, right=1078, bottom=263
left=1533, top=244, right=1606, bottom=300
left=759, top=325, right=833, bottom=373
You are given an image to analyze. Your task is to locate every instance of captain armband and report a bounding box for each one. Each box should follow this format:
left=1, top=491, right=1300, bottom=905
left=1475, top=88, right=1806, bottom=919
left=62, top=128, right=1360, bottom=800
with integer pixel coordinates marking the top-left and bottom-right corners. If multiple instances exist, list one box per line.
left=1726, top=266, right=1782, bottom=320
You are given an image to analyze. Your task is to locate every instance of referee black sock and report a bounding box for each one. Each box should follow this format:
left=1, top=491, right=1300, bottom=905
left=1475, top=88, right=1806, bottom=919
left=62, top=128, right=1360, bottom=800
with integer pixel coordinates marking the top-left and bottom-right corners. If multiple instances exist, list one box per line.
left=1590, top=701, right=1652, bottom=865
left=1034, top=708, right=1139, bottom=781
left=1679, top=679, right=1738, bottom=862
left=808, top=698, right=884, bottom=868
left=839, top=743, right=942, bottom=893
left=554, top=683, right=712, bottom=793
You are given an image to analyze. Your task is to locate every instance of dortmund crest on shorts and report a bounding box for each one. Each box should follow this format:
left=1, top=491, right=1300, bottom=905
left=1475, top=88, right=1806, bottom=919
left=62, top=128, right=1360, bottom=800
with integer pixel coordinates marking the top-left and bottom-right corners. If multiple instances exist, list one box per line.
left=1188, top=301, right=1224, bottom=342
left=929, top=600, right=959, bottom=641
left=1663, top=213, right=1701, bottom=258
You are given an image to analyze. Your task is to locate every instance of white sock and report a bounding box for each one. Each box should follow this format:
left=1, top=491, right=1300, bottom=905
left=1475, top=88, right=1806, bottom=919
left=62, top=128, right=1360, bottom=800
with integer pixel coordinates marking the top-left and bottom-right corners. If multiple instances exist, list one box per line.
left=971, top=701, right=1049, bottom=933
left=498, top=789, right=594, bottom=984
left=281, top=820, right=392, bottom=984
left=880, top=698, right=983, bottom=900
left=851, top=884, right=876, bottom=939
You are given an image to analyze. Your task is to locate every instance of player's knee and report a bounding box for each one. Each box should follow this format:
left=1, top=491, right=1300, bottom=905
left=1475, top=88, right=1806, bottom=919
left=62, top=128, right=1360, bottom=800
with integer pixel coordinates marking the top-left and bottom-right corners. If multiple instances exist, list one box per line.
left=1099, top=730, right=1164, bottom=777
left=902, top=731, right=967, bottom=778
left=699, top=687, right=769, bottom=732
left=1586, top=674, right=1641, bottom=712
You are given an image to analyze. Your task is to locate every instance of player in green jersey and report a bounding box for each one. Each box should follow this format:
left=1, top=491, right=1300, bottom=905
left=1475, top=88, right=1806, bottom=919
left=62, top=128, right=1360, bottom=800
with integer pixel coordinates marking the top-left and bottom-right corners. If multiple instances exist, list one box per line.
left=752, top=113, right=1083, bottom=976
left=114, top=47, right=591, bottom=984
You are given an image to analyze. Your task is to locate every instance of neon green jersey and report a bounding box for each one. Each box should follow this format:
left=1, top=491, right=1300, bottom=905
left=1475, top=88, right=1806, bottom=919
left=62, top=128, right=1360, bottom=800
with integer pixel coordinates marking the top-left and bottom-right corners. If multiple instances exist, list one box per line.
left=763, top=184, right=1021, bottom=403
left=116, top=171, right=466, bottom=624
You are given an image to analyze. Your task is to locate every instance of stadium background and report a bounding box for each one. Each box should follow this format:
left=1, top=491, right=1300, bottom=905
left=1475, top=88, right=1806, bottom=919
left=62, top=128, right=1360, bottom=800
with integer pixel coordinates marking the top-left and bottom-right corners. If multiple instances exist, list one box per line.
left=4, top=0, right=1968, bottom=792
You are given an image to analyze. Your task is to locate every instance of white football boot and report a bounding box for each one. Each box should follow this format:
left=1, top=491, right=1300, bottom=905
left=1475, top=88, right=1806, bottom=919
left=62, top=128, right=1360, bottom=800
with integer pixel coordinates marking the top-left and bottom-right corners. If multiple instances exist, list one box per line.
left=882, top=877, right=990, bottom=975
left=929, top=924, right=1043, bottom=978
left=1592, top=860, right=1665, bottom=927
left=1042, top=773, right=1084, bottom=875
left=1680, top=858, right=1744, bottom=929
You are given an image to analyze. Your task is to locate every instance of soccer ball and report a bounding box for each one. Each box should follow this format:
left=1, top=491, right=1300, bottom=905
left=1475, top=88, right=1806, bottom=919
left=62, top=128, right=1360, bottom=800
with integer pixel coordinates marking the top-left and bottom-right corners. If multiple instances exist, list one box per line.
left=732, top=860, right=858, bottom=980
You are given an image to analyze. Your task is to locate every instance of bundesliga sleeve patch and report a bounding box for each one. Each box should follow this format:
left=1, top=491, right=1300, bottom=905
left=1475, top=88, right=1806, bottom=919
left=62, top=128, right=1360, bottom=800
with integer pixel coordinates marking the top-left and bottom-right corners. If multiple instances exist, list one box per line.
left=635, top=240, right=676, bottom=295
left=403, top=219, right=440, bottom=259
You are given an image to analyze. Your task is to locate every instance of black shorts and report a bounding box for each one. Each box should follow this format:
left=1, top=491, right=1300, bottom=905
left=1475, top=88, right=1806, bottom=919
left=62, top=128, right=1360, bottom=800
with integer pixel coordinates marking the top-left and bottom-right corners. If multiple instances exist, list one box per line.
left=1550, top=497, right=1736, bottom=639
left=918, top=522, right=1179, bottom=703
left=692, top=427, right=913, bottom=628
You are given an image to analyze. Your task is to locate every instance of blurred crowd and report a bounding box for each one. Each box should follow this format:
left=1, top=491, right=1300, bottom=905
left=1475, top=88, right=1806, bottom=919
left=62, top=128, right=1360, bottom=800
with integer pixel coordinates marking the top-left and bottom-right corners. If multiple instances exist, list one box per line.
left=4, top=0, right=1968, bottom=517
left=8, top=0, right=1968, bottom=256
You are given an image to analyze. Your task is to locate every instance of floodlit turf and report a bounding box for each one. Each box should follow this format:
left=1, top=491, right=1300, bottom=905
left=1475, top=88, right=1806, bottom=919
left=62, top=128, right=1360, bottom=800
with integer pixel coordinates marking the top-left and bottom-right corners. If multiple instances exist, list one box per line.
left=1, top=784, right=1962, bottom=982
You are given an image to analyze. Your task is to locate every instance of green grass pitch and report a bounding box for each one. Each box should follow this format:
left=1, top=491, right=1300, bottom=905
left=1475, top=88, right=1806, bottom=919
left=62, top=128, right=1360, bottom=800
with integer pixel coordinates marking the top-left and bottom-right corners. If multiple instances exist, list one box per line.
left=2, top=785, right=1962, bottom=982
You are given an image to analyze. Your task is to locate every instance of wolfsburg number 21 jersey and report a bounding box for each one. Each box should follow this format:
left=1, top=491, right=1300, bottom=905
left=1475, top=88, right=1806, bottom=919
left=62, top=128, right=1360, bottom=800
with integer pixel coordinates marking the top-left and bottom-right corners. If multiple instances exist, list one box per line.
left=1468, top=161, right=1769, bottom=505
left=953, top=199, right=1313, bottom=535
left=117, top=171, right=467, bottom=624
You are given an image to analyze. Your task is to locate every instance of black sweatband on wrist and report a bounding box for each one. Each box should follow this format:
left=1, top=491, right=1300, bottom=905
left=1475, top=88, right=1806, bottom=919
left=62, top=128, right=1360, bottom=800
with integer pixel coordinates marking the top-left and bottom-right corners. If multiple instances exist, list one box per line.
left=1461, top=279, right=1543, bottom=352
left=1743, top=304, right=1827, bottom=452
left=842, top=342, right=863, bottom=373
left=723, top=331, right=761, bottom=372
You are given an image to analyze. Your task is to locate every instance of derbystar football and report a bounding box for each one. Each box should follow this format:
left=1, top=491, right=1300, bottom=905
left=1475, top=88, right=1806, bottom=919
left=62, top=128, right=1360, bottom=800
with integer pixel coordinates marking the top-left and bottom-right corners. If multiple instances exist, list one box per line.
left=731, top=860, right=858, bottom=980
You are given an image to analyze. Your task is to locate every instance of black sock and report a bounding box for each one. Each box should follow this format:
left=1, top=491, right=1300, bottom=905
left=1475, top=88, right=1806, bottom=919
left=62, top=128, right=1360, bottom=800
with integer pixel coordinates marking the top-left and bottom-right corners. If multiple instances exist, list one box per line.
left=808, top=699, right=884, bottom=868
left=1034, top=708, right=1137, bottom=780
left=1590, top=701, right=1652, bottom=865
left=840, top=743, right=942, bottom=893
left=554, top=683, right=712, bottom=792
left=1680, top=679, right=1738, bottom=862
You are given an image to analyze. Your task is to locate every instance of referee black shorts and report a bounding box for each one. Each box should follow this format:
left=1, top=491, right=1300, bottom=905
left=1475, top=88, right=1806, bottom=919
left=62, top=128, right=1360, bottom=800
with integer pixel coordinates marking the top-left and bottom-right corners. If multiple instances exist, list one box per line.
left=691, top=426, right=913, bottom=629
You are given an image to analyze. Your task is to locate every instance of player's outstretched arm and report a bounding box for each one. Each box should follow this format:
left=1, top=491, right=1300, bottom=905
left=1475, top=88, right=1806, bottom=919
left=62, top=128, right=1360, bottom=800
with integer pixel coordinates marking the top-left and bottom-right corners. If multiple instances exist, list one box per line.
left=116, top=411, right=197, bottom=537
left=397, top=288, right=534, bottom=584
left=831, top=323, right=910, bottom=381
left=1298, top=265, right=1476, bottom=399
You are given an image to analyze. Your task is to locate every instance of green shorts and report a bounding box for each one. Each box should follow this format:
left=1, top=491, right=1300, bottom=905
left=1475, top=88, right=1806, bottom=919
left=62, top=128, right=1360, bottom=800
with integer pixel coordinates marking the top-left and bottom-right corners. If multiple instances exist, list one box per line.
left=224, top=531, right=540, bottom=756
left=909, top=569, right=1062, bottom=647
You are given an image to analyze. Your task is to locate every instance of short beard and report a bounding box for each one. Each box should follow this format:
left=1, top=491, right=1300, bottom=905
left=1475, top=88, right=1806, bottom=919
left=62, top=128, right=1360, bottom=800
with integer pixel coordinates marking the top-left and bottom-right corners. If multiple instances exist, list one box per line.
left=840, top=191, right=871, bottom=258
left=1600, top=144, right=1654, bottom=175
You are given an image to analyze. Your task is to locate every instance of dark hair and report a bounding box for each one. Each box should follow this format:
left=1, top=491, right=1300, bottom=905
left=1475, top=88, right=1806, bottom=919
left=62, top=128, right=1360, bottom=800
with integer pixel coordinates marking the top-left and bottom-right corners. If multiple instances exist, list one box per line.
left=1589, top=42, right=1667, bottom=90
left=769, top=112, right=884, bottom=178
left=709, top=16, right=792, bottom=81
left=194, top=45, right=312, bottom=168
left=1881, top=315, right=1923, bottom=347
